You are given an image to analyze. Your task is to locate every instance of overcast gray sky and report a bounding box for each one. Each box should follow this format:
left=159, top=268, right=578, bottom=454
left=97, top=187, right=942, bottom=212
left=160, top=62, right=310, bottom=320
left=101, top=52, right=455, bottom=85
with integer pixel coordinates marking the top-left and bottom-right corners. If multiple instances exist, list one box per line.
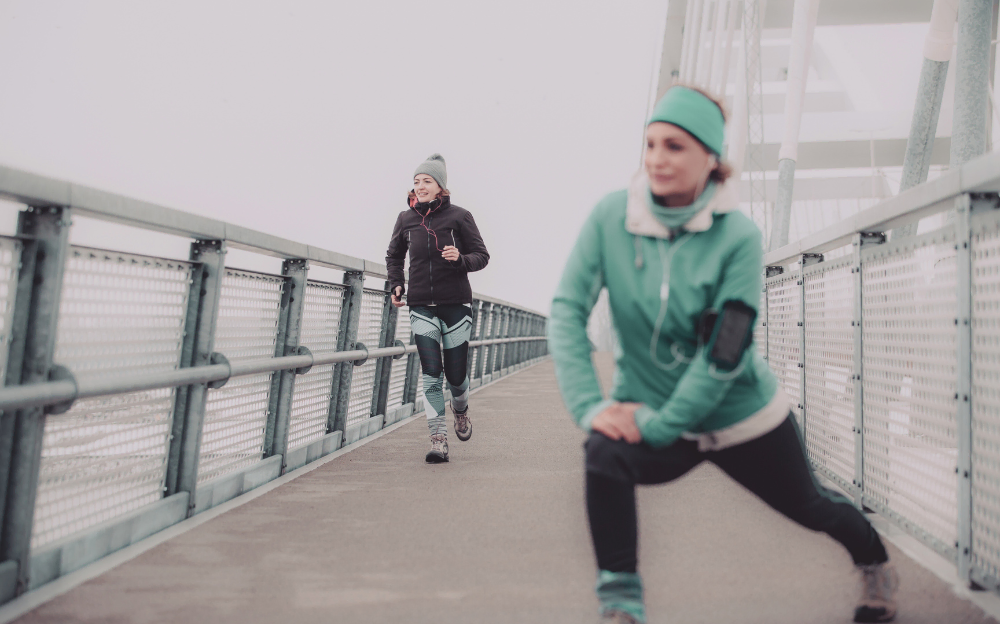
left=0, top=0, right=668, bottom=313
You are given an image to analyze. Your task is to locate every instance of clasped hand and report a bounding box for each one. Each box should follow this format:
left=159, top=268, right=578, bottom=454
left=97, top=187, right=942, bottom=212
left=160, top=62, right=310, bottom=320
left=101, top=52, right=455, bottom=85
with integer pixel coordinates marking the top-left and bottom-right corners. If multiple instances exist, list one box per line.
left=591, top=402, right=643, bottom=444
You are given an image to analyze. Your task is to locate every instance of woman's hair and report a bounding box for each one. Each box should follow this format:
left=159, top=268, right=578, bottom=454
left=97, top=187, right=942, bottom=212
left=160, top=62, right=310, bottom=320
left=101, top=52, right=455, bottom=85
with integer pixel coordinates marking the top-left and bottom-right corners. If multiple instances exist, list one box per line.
left=408, top=188, right=450, bottom=203
left=666, top=83, right=733, bottom=185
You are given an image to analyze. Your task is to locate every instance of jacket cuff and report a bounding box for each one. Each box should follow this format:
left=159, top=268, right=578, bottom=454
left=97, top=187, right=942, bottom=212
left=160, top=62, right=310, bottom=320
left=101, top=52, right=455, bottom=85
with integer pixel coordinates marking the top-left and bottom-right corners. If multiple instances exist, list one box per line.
left=579, top=399, right=614, bottom=431
left=633, top=405, right=676, bottom=447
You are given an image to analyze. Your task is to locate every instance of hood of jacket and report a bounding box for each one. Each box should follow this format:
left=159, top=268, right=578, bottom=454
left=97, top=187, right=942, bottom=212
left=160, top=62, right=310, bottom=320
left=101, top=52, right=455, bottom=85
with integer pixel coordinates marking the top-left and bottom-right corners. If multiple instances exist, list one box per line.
left=625, top=169, right=740, bottom=239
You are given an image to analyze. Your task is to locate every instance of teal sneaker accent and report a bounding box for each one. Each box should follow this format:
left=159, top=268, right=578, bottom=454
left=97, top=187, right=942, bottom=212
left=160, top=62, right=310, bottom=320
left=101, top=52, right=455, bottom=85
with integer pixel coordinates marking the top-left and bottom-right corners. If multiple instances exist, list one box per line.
left=596, top=570, right=646, bottom=623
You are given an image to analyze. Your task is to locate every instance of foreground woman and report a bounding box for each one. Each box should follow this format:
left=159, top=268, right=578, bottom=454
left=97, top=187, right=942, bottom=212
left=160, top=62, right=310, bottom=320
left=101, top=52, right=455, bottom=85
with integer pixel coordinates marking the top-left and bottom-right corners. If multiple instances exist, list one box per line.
left=386, top=154, right=490, bottom=463
left=547, top=86, right=898, bottom=623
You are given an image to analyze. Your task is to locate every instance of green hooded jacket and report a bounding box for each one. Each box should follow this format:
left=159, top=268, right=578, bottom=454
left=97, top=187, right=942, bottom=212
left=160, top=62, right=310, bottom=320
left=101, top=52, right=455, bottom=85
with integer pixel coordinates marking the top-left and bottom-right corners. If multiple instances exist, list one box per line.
left=548, top=172, right=790, bottom=450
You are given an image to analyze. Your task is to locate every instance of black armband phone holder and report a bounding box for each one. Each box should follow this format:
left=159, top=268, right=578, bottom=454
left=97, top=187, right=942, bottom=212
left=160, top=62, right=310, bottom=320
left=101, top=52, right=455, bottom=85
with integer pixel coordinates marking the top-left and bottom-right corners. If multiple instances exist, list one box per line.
left=700, top=300, right=757, bottom=371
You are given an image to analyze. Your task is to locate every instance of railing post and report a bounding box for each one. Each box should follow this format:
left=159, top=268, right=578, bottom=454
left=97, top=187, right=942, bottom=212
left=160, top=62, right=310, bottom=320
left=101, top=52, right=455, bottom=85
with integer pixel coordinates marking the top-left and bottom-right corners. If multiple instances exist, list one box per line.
left=493, top=306, right=508, bottom=373
left=852, top=232, right=885, bottom=508
left=485, top=306, right=497, bottom=377
left=165, top=240, right=226, bottom=517
left=0, top=206, right=71, bottom=597
left=268, top=259, right=309, bottom=471
left=466, top=300, right=480, bottom=381
left=474, top=302, right=492, bottom=381
left=402, top=317, right=420, bottom=409
left=328, top=271, right=364, bottom=439
left=800, top=253, right=823, bottom=447
left=956, top=193, right=974, bottom=583
left=372, top=281, right=398, bottom=420
left=262, top=260, right=298, bottom=458
left=507, top=309, right=518, bottom=369
left=516, top=311, right=527, bottom=366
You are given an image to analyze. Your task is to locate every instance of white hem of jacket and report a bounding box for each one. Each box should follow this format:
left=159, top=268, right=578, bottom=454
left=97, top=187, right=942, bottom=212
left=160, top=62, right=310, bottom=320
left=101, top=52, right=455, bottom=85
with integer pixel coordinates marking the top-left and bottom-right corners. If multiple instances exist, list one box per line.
left=679, top=387, right=793, bottom=452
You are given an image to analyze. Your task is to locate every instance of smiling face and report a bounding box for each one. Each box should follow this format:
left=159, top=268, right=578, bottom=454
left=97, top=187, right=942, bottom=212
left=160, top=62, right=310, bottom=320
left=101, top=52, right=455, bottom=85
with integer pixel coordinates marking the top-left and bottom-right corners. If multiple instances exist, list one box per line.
left=644, top=121, right=716, bottom=207
left=413, top=174, right=442, bottom=203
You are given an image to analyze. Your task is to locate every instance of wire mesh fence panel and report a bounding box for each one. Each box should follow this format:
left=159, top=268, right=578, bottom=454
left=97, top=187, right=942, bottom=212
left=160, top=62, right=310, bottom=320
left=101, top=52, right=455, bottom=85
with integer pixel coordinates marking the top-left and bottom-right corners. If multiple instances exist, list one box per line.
left=803, top=259, right=856, bottom=490
left=971, top=212, right=1000, bottom=582
left=861, top=229, right=958, bottom=556
left=287, top=281, right=344, bottom=450
left=387, top=304, right=411, bottom=409
left=346, top=289, right=385, bottom=427
left=765, top=271, right=802, bottom=424
left=198, top=269, right=283, bottom=484
left=34, top=248, right=192, bottom=548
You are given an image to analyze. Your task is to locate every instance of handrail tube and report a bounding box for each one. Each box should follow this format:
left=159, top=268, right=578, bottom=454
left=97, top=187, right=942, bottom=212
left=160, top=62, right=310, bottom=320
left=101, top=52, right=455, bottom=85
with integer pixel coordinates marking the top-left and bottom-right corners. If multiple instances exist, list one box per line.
left=0, top=336, right=550, bottom=412
left=0, top=164, right=547, bottom=317
left=763, top=151, right=1000, bottom=267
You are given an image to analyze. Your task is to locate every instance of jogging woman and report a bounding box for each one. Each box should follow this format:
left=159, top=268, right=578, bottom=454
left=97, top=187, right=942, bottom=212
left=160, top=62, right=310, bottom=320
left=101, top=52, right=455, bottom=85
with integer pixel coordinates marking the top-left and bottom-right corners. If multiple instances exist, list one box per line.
left=548, top=86, right=898, bottom=623
left=386, top=153, right=490, bottom=463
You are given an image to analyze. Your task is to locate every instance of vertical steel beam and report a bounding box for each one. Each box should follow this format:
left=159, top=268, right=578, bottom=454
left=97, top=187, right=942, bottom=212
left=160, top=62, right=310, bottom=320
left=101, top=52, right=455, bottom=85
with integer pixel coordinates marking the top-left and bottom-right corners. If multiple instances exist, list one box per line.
left=708, top=0, right=729, bottom=89
left=952, top=0, right=994, bottom=168
left=167, top=240, right=226, bottom=516
left=956, top=193, right=975, bottom=583
left=474, top=302, right=492, bottom=380
left=695, top=0, right=717, bottom=86
left=372, top=281, right=398, bottom=419
left=771, top=0, right=820, bottom=252
left=682, top=0, right=706, bottom=81
left=716, top=0, right=740, bottom=96
left=743, top=0, right=769, bottom=238
left=0, top=206, right=71, bottom=595
left=679, top=0, right=700, bottom=82
left=892, top=0, right=958, bottom=240
left=328, top=271, right=364, bottom=438
left=269, top=259, right=309, bottom=470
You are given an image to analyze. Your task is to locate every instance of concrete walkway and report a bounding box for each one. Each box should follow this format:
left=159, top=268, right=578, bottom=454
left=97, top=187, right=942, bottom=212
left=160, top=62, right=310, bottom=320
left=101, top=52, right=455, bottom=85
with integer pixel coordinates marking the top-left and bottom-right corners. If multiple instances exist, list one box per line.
left=13, top=357, right=1000, bottom=624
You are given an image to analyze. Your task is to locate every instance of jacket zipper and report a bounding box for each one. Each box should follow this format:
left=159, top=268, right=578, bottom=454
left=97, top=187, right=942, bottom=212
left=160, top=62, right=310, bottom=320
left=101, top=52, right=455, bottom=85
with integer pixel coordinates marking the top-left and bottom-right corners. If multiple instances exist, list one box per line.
left=427, top=214, right=435, bottom=305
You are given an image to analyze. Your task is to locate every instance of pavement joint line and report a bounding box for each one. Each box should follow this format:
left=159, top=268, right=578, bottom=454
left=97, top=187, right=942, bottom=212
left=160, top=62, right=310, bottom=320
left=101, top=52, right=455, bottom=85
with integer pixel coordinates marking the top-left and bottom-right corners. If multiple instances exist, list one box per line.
left=815, top=473, right=1000, bottom=621
left=0, top=356, right=551, bottom=624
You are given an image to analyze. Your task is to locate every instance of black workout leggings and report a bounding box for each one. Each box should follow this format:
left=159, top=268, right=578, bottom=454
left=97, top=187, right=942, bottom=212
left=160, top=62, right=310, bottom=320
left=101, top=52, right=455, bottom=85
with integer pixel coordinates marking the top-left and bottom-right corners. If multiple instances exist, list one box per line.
left=585, top=415, right=888, bottom=573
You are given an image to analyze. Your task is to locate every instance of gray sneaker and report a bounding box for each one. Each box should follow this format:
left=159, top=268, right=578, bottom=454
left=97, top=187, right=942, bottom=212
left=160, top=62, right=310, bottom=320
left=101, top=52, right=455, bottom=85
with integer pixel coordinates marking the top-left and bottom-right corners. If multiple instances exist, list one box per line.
left=854, top=562, right=898, bottom=623
left=453, top=405, right=472, bottom=441
left=599, top=610, right=641, bottom=624
left=425, top=433, right=449, bottom=463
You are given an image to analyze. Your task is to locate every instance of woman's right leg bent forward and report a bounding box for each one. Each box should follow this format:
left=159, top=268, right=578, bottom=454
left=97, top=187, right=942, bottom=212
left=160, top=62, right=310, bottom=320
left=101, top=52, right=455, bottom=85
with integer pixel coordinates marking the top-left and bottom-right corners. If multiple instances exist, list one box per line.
left=584, top=433, right=702, bottom=622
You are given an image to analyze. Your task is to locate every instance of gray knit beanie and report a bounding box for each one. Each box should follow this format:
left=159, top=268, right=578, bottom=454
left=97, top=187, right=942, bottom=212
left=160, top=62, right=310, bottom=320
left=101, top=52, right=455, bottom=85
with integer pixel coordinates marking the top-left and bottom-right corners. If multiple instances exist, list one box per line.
left=414, top=153, right=447, bottom=190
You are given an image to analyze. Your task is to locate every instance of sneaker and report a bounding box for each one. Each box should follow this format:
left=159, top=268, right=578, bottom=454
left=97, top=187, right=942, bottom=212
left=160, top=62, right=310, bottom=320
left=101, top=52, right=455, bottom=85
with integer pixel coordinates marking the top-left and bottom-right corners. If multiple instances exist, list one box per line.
left=599, top=610, right=642, bottom=624
left=453, top=405, right=472, bottom=441
left=425, top=433, right=449, bottom=463
left=854, top=562, right=898, bottom=623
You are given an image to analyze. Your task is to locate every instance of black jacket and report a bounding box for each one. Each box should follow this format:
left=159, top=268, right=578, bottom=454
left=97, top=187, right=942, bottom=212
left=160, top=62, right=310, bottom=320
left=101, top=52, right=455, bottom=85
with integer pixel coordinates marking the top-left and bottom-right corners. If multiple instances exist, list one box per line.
left=385, top=196, right=490, bottom=306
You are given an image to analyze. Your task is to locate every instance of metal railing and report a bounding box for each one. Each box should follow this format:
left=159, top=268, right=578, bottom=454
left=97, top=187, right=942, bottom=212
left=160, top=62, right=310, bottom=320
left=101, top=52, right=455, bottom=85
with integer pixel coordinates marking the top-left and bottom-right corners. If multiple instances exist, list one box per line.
left=760, top=150, right=1000, bottom=592
left=0, top=164, right=549, bottom=602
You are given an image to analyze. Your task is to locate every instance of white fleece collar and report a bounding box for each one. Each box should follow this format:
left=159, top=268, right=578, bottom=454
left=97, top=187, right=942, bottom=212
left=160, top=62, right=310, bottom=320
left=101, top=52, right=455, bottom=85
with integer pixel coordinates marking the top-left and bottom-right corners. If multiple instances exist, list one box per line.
left=625, top=170, right=740, bottom=239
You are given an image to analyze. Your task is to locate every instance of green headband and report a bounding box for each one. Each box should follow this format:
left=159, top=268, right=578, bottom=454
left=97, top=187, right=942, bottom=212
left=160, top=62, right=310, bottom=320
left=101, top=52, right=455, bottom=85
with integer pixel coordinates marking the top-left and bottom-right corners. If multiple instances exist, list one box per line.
left=647, top=87, right=725, bottom=156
